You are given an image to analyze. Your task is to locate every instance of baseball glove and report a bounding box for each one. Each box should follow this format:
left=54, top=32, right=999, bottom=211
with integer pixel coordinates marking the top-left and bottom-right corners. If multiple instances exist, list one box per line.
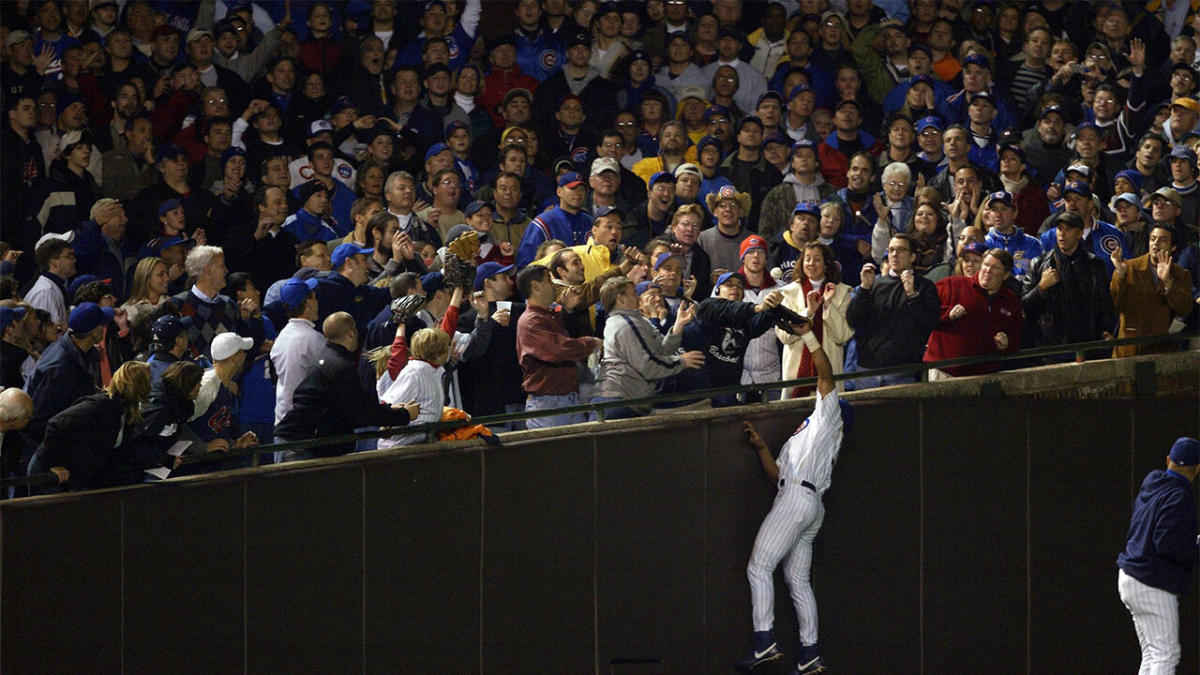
left=443, top=251, right=474, bottom=290
left=390, top=294, right=426, bottom=322
left=446, top=229, right=480, bottom=262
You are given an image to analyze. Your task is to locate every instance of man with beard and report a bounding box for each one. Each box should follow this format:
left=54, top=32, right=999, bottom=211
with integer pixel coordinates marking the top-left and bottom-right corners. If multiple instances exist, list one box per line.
left=719, top=115, right=781, bottom=226
left=1020, top=105, right=1073, bottom=188
left=633, top=120, right=694, bottom=186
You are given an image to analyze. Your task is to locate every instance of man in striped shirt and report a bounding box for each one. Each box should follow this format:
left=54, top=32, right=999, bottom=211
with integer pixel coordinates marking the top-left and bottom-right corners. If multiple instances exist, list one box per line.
left=737, top=291, right=853, bottom=675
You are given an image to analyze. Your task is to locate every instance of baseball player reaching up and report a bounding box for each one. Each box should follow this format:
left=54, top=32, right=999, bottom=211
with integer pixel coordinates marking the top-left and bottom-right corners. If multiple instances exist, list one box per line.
left=738, top=288, right=853, bottom=675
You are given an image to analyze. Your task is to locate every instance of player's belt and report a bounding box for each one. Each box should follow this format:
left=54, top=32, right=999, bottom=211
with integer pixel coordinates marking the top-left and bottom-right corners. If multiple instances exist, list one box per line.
left=779, top=478, right=817, bottom=493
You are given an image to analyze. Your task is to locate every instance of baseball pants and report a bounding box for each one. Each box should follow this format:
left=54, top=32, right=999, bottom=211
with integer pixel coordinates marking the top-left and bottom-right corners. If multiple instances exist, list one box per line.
left=747, top=480, right=824, bottom=647
left=1119, top=568, right=1181, bottom=674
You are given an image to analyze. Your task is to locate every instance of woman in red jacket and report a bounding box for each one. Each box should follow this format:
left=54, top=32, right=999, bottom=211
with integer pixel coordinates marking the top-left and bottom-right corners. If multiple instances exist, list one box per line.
left=924, top=248, right=1023, bottom=379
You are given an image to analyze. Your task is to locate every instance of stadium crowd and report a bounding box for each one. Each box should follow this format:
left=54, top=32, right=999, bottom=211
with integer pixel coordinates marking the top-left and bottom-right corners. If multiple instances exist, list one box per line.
left=0, top=0, right=1198, bottom=494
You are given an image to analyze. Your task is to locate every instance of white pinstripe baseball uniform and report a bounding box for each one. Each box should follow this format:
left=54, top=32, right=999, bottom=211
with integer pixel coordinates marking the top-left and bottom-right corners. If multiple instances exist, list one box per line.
left=747, top=388, right=845, bottom=648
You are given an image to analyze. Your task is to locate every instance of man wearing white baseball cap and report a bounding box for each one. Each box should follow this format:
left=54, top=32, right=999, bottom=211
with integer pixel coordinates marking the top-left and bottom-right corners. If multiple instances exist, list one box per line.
left=190, top=331, right=259, bottom=458
left=25, top=231, right=77, bottom=328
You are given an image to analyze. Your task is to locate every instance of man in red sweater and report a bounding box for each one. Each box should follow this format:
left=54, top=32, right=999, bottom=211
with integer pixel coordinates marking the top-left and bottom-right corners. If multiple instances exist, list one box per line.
left=924, top=248, right=1023, bottom=379
left=514, top=263, right=601, bottom=429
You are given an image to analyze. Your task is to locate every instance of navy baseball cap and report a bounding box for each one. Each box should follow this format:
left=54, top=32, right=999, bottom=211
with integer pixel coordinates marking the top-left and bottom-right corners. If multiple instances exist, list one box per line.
left=424, top=142, right=451, bottom=162
left=704, top=104, right=731, bottom=122
left=1063, top=180, right=1092, bottom=199
left=968, top=91, right=996, bottom=106
left=791, top=138, right=818, bottom=154
left=464, top=200, right=491, bottom=218
left=961, top=241, right=988, bottom=257
left=962, top=53, right=991, bottom=70
left=1073, top=121, right=1101, bottom=137
left=157, top=142, right=187, bottom=161
left=997, top=143, right=1024, bottom=161
left=635, top=280, right=661, bottom=296
left=474, top=262, right=514, bottom=291
left=67, top=274, right=109, bottom=298
left=444, top=119, right=469, bottom=138
left=331, top=242, right=373, bottom=268
left=667, top=30, right=693, bottom=45
left=696, top=135, right=723, bottom=157
left=910, top=44, right=932, bottom=59
left=653, top=251, right=681, bottom=271
left=420, top=271, right=446, bottom=295
left=1170, top=437, right=1200, bottom=465
left=763, top=133, right=790, bottom=148
left=715, top=271, right=748, bottom=288
left=157, top=198, right=183, bottom=217
left=788, top=84, right=813, bottom=100
left=279, top=277, right=318, bottom=310
left=987, top=190, right=1013, bottom=208
left=649, top=171, right=676, bottom=187
left=330, top=96, right=357, bottom=114
left=792, top=201, right=821, bottom=217
left=0, top=306, right=26, bottom=332
left=68, top=302, right=114, bottom=334
left=757, top=91, right=784, bottom=107
left=916, top=116, right=943, bottom=133
left=557, top=171, right=585, bottom=188
left=150, top=314, right=192, bottom=346
left=1168, top=145, right=1198, bottom=163
left=910, top=74, right=935, bottom=89
left=1039, top=105, right=1065, bottom=121
left=736, top=115, right=764, bottom=133
left=149, top=235, right=195, bottom=254
left=220, top=146, right=246, bottom=168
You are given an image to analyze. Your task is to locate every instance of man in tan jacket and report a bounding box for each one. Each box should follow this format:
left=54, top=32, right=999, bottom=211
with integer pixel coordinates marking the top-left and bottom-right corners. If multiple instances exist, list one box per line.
left=1110, top=224, right=1194, bottom=358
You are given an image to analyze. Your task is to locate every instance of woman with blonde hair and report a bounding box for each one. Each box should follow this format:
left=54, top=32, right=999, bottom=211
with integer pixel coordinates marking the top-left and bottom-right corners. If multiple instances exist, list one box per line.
left=28, top=360, right=152, bottom=493
left=776, top=241, right=854, bottom=397
left=121, top=257, right=172, bottom=326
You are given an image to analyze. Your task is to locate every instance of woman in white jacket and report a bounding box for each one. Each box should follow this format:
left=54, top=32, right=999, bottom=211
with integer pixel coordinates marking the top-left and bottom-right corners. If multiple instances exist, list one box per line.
left=776, top=241, right=854, bottom=398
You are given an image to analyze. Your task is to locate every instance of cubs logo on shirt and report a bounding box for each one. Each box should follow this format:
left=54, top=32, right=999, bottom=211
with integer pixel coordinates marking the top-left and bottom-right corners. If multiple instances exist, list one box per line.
left=337, top=164, right=353, bottom=181
left=1099, top=233, right=1122, bottom=255
left=792, top=417, right=810, bottom=436
left=539, top=49, right=558, bottom=71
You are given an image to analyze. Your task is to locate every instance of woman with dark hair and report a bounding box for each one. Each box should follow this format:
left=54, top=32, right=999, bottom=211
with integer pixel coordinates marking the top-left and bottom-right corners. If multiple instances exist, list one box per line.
left=291, top=70, right=331, bottom=143
left=28, top=360, right=153, bottom=493
left=776, top=241, right=854, bottom=398
left=355, top=160, right=387, bottom=201
left=909, top=200, right=949, bottom=279
left=220, top=273, right=276, bottom=445
left=452, top=64, right=494, bottom=141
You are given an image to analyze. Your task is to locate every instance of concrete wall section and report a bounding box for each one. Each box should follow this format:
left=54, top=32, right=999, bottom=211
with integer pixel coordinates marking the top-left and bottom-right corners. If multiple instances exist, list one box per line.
left=3, top=386, right=1198, bottom=671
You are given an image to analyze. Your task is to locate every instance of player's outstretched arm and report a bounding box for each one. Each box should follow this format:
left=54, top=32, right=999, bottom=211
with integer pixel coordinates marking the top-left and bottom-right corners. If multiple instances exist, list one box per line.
left=743, top=421, right=779, bottom=482
left=793, top=321, right=835, bottom=397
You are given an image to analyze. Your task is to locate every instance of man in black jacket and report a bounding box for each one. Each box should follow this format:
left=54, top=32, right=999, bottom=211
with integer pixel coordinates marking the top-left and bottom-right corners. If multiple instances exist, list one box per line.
left=274, top=311, right=419, bottom=460
left=1021, top=211, right=1116, bottom=358
left=846, top=233, right=941, bottom=389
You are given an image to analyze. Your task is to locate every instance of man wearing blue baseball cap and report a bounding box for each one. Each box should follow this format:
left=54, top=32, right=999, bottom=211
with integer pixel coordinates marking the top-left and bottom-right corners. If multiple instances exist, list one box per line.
left=315, top=242, right=391, bottom=335
left=269, top=277, right=325, bottom=437
left=1038, top=179, right=1128, bottom=278
left=0, top=306, right=30, bottom=389
left=1118, top=437, right=1200, bottom=674
left=982, top=190, right=1044, bottom=280
left=937, top=52, right=1017, bottom=129
left=22, top=302, right=110, bottom=458
left=515, top=170, right=594, bottom=268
